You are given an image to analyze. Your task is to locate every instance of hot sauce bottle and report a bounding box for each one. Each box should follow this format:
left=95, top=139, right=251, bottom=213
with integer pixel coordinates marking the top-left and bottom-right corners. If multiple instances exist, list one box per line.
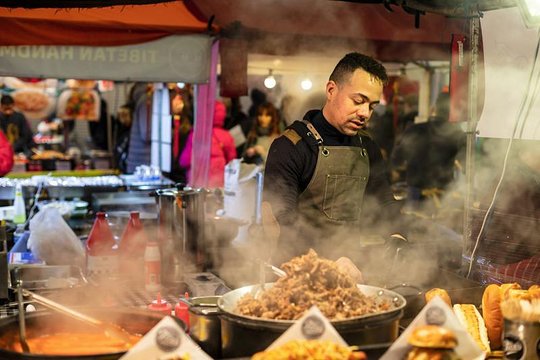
left=86, top=212, right=118, bottom=278
left=119, top=211, right=147, bottom=277
left=147, top=292, right=172, bottom=316
left=174, top=292, right=190, bottom=331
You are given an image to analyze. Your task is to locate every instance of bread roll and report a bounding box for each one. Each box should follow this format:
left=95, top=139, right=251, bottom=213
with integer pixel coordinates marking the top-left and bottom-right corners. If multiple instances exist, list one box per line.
left=406, top=347, right=460, bottom=360
left=507, top=289, right=531, bottom=301
left=453, top=304, right=490, bottom=354
left=482, top=284, right=507, bottom=349
left=500, top=283, right=521, bottom=298
left=528, top=285, right=540, bottom=299
left=424, top=288, right=452, bottom=307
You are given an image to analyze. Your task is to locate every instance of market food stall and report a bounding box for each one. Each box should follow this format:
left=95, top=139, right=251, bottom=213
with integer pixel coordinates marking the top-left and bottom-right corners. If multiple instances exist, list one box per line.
left=0, top=0, right=538, bottom=359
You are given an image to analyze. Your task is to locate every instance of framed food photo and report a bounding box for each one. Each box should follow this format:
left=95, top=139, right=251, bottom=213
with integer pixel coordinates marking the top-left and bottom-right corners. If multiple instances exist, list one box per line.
left=56, top=88, right=100, bottom=121
left=11, top=88, right=56, bottom=121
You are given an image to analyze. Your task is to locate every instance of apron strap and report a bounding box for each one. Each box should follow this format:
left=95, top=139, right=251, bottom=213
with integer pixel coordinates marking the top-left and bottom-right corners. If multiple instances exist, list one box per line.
left=299, top=118, right=366, bottom=157
left=300, top=119, right=324, bottom=145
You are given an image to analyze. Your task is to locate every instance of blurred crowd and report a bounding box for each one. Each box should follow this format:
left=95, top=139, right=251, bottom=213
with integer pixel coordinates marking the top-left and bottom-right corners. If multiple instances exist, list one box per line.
left=114, top=84, right=289, bottom=187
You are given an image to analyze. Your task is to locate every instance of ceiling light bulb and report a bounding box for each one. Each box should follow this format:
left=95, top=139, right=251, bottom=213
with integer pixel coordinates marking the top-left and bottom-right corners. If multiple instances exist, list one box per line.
left=176, top=82, right=186, bottom=89
left=264, top=75, right=276, bottom=89
left=524, top=0, right=540, bottom=16
left=301, top=79, right=313, bottom=91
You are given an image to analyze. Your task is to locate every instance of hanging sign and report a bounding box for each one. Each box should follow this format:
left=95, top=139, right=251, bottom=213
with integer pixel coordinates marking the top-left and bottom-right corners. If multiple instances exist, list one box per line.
left=0, top=35, right=212, bottom=83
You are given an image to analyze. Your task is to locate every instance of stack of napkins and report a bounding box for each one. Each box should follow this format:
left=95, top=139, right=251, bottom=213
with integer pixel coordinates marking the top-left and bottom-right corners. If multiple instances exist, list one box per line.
left=381, top=296, right=485, bottom=360
left=266, top=306, right=348, bottom=349
left=120, top=316, right=212, bottom=360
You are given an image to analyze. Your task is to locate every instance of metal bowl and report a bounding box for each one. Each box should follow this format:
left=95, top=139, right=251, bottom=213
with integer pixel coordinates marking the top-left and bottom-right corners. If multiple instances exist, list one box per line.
left=217, top=283, right=406, bottom=358
left=0, top=308, right=176, bottom=360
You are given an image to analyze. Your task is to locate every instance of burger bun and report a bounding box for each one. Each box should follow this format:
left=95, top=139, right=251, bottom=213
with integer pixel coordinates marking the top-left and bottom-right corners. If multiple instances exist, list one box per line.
left=408, top=325, right=458, bottom=349
left=425, top=288, right=452, bottom=307
left=406, top=347, right=460, bottom=360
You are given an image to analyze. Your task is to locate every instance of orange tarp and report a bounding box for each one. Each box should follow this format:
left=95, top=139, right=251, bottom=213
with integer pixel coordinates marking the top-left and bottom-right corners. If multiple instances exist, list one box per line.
left=0, top=0, right=209, bottom=46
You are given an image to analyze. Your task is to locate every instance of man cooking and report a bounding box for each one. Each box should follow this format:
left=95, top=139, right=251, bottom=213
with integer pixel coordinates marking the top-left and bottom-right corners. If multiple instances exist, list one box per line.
left=263, top=52, right=407, bottom=271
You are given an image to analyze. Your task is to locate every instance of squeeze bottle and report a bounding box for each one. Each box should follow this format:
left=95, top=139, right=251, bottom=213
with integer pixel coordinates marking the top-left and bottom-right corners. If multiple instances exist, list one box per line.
left=13, top=184, right=26, bottom=224
left=144, top=240, right=161, bottom=292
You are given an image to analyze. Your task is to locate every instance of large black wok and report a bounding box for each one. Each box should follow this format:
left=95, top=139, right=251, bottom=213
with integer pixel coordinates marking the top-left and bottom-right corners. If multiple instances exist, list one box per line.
left=217, top=283, right=406, bottom=358
left=0, top=308, right=179, bottom=360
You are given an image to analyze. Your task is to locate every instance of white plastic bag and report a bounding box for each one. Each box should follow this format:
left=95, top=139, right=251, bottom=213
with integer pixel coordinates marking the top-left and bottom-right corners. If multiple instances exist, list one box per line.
left=27, top=207, right=85, bottom=267
left=223, top=159, right=261, bottom=221
left=223, top=160, right=262, bottom=246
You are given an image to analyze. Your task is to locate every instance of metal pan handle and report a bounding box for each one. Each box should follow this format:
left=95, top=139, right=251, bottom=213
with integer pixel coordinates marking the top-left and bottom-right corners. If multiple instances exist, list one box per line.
left=387, top=283, right=423, bottom=296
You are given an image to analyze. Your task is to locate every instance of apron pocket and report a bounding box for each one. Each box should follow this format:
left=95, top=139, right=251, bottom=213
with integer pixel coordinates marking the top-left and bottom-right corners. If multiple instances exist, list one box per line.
left=322, top=175, right=362, bottom=221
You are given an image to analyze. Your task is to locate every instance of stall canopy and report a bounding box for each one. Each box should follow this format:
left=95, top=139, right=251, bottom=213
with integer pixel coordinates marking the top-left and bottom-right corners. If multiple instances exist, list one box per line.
left=0, top=0, right=177, bottom=8
left=185, top=0, right=473, bottom=96
left=0, top=1, right=214, bottom=82
left=189, top=0, right=469, bottom=62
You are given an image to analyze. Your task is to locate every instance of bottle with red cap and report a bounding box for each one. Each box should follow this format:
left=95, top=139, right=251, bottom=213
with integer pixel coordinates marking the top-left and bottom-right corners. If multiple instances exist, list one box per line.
left=86, top=212, right=118, bottom=278
left=119, top=211, right=147, bottom=277
left=144, top=240, right=161, bottom=292
left=147, top=292, right=172, bottom=316
left=174, top=292, right=190, bottom=331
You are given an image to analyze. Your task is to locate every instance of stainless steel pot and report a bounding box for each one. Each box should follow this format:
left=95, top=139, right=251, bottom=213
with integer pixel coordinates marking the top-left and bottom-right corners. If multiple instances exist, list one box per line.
left=217, top=283, right=406, bottom=358
left=154, top=187, right=207, bottom=283
left=504, top=318, right=540, bottom=360
left=188, top=296, right=222, bottom=359
left=0, top=308, right=177, bottom=360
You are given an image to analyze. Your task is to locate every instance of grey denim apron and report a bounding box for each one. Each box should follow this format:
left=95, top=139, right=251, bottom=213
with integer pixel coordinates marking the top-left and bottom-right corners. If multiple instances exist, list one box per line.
left=296, top=120, right=370, bottom=257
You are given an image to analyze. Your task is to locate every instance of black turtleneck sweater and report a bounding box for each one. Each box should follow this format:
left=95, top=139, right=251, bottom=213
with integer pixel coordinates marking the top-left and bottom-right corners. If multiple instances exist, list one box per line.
left=264, top=109, right=402, bottom=236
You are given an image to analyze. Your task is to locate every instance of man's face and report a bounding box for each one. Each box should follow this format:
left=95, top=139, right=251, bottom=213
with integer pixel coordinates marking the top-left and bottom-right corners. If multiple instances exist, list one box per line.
left=1, top=104, right=14, bottom=116
left=323, top=69, right=383, bottom=136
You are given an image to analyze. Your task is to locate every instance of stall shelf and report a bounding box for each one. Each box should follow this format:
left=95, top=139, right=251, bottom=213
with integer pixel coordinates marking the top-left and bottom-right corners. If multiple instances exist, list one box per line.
left=0, top=173, right=174, bottom=202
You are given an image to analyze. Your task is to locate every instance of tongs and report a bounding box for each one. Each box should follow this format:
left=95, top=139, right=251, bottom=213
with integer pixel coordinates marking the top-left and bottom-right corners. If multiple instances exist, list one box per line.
left=17, top=287, right=133, bottom=345
left=264, top=262, right=286, bottom=278
left=16, top=283, right=30, bottom=353
left=253, top=261, right=286, bottom=299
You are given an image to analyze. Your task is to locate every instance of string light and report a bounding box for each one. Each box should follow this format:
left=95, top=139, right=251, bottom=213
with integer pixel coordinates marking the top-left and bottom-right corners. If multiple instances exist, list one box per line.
left=300, top=78, right=312, bottom=90
left=264, top=69, right=276, bottom=89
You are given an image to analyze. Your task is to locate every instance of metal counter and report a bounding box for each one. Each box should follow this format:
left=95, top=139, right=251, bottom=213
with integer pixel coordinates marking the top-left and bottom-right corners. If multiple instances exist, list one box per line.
left=0, top=175, right=174, bottom=201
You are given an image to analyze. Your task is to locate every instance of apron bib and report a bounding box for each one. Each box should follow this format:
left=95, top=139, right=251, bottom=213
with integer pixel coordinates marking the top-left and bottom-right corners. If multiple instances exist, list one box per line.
left=294, top=120, right=370, bottom=258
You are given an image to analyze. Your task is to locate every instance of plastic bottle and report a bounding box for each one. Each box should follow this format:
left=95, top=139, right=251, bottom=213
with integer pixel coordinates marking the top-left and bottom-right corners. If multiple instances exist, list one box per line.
left=14, top=224, right=25, bottom=239
left=13, top=184, right=26, bottom=224
left=119, top=211, right=147, bottom=276
left=10, top=224, right=28, bottom=253
left=174, top=292, right=190, bottom=331
left=147, top=292, right=172, bottom=316
left=144, top=240, right=161, bottom=292
left=86, top=212, right=118, bottom=278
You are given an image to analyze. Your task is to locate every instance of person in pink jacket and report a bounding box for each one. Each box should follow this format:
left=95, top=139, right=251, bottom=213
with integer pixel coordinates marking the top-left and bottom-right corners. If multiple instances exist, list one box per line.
left=179, top=101, right=237, bottom=188
left=0, top=131, right=13, bottom=176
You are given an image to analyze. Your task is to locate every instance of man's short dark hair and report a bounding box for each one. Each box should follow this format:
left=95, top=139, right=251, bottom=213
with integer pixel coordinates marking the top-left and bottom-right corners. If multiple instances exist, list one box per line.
left=329, top=52, right=388, bottom=86
left=434, top=92, right=450, bottom=121
left=0, top=95, right=14, bottom=106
